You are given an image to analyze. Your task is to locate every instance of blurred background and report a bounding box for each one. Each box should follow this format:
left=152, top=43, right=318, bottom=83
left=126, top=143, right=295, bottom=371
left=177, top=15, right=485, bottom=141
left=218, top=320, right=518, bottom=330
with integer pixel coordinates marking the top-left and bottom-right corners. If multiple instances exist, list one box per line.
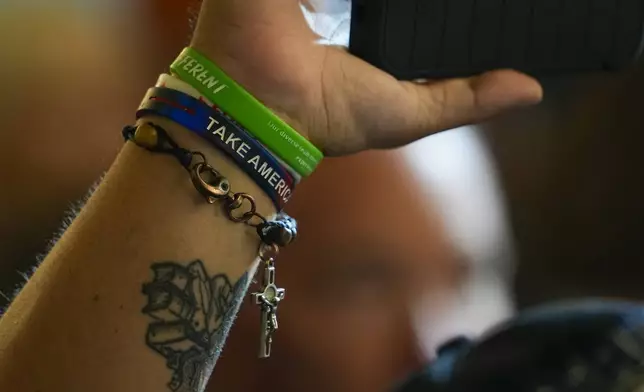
left=1, top=1, right=644, bottom=391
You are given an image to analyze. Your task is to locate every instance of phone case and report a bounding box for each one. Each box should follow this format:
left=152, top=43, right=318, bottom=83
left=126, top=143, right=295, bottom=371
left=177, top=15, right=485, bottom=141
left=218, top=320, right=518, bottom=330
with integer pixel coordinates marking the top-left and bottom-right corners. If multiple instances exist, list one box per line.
left=349, top=0, right=644, bottom=80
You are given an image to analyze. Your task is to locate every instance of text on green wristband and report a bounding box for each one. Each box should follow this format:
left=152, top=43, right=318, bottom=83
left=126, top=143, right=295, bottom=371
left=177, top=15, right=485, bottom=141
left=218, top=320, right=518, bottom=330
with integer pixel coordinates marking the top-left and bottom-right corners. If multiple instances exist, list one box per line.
left=175, top=55, right=229, bottom=96
left=171, top=47, right=324, bottom=177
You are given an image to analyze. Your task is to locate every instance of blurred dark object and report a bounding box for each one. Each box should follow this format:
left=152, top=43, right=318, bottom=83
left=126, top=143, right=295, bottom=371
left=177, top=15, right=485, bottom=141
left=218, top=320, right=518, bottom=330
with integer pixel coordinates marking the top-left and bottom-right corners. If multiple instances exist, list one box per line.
left=483, top=67, right=644, bottom=308
left=350, top=0, right=644, bottom=79
left=396, top=300, right=644, bottom=392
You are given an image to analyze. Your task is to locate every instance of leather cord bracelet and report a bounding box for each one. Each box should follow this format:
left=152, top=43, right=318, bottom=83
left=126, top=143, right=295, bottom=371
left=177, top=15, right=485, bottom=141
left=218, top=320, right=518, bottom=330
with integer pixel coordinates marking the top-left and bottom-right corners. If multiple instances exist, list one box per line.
left=156, top=73, right=209, bottom=104
left=170, top=47, right=324, bottom=177
left=122, top=122, right=297, bottom=358
left=154, top=73, right=302, bottom=183
left=137, top=87, right=296, bottom=210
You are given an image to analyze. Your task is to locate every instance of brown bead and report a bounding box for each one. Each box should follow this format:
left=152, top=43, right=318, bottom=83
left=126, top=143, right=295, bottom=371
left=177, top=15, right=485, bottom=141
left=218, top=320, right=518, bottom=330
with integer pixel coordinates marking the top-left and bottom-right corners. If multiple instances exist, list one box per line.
left=133, top=124, right=159, bottom=149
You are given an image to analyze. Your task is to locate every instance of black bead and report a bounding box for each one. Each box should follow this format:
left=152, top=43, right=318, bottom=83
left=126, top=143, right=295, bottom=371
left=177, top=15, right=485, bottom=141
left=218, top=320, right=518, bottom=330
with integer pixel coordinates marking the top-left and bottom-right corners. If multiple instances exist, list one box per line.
left=257, top=219, right=297, bottom=247
left=276, top=213, right=297, bottom=237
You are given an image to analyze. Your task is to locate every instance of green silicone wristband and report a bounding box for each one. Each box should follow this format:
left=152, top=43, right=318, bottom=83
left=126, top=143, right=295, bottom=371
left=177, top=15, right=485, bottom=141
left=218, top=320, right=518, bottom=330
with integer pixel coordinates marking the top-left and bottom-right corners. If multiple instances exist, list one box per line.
left=170, top=47, right=323, bottom=177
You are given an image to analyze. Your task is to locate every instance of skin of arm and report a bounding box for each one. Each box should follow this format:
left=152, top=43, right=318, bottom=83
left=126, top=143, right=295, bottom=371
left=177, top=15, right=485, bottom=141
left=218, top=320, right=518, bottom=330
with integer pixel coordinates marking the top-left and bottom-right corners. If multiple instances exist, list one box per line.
left=0, top=1, right=541, bottom=390
left=0, top=116, right=273, bottom=392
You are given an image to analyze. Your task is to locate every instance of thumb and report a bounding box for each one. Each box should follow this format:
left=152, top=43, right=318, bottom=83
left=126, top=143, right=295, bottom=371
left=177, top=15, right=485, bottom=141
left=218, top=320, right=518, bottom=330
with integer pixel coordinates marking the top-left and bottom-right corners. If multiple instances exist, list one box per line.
left=373, top=70, right=543, bottom=147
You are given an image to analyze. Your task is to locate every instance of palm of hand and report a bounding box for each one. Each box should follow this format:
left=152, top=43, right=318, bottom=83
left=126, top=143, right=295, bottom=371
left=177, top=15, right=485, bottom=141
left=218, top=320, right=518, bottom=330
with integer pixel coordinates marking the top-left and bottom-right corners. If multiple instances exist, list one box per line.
left=192, top=0, right=542, bottom=156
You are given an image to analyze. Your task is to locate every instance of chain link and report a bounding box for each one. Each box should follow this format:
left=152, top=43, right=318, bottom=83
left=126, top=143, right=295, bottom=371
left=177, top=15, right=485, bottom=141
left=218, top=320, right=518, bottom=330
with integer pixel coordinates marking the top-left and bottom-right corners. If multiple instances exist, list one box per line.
left=225, top=193, right=262, bottom=224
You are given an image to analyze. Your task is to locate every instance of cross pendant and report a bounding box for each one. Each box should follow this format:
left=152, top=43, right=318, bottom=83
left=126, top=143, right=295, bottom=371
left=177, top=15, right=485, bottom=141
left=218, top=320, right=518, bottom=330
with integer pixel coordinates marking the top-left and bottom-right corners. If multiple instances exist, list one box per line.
left=252, top=262, right=285, bottom=358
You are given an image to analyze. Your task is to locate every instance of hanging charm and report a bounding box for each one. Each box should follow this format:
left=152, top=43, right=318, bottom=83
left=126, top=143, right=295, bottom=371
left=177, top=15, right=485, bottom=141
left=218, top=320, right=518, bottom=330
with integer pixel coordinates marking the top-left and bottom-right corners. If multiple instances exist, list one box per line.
left=123, top=123, right=300, bottom=361
left=252, top=244, right=285, bottom=358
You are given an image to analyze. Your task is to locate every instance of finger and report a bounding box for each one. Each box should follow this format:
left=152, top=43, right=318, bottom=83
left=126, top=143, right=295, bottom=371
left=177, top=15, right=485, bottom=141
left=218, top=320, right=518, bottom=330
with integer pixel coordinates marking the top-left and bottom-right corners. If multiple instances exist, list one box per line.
left=383, top=70, right=542, bottom=146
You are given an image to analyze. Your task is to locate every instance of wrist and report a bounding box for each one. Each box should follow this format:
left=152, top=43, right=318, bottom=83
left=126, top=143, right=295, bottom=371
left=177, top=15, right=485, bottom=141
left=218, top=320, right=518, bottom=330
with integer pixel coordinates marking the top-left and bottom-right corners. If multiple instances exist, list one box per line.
left=137, top=115, right=277, bottom=217
left=169, top=47, right=323, bottom=177
left=140, top=85, right=299, bottom=208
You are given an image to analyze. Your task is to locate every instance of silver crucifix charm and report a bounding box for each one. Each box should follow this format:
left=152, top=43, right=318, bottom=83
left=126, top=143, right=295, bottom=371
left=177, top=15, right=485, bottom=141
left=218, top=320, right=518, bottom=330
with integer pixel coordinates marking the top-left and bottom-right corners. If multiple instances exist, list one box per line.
left=252, top=261, right=285, bottom=358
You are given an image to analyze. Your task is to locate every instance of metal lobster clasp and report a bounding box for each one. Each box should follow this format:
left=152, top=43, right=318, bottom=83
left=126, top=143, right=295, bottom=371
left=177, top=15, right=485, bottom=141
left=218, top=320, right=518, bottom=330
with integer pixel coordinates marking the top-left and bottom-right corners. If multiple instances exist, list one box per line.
left=190, top=162, right=230, bottom=203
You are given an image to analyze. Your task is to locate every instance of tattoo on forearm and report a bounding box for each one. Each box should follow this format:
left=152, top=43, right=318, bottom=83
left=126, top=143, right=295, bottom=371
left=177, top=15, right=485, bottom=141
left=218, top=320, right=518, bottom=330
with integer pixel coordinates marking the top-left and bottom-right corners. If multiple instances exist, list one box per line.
left=142, top=260, right=249, bottom=392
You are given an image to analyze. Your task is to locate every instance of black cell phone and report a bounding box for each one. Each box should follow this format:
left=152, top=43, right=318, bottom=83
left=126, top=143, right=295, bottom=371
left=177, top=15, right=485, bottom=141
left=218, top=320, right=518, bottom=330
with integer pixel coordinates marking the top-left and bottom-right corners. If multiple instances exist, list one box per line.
left=349, top=0, right=644, bottom=80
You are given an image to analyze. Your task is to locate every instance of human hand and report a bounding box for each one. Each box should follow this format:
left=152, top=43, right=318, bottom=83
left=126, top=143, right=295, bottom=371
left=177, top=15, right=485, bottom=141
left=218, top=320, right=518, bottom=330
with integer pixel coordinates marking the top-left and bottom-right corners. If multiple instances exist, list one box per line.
left=191, top=0, right=543, bottom=155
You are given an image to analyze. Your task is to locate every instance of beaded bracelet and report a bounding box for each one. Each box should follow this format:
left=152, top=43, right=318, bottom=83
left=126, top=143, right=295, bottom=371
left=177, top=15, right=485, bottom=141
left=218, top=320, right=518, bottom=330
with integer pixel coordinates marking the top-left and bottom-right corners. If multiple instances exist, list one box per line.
left=123, top=122, right=297, bottom=358
left=155, top=74, right=301, bottom=183
left=170, top=47, right=324, bottom=177
left=137, top=87, right=296, bottom=210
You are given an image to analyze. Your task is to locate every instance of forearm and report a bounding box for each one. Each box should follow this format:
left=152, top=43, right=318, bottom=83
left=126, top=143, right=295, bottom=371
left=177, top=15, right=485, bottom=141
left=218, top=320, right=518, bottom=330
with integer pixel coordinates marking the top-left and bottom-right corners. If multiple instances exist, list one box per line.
left=0, top=116, right=273, bottom=392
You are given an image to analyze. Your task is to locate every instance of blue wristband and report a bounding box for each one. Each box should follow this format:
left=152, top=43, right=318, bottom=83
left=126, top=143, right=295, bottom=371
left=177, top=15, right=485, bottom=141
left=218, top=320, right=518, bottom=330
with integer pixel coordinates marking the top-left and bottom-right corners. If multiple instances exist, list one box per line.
left=137, top=87, right=295, bottom=209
